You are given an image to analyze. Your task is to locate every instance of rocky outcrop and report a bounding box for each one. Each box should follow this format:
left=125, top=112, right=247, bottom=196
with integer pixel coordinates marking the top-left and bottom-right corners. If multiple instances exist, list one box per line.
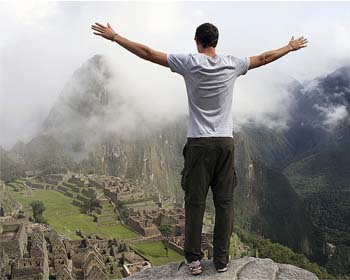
left=126, top=257, right=318, bottom=280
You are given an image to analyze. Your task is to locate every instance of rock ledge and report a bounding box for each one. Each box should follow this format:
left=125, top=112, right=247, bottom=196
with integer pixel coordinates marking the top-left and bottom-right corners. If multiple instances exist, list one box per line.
left=126, top=257, right=319, bottom=280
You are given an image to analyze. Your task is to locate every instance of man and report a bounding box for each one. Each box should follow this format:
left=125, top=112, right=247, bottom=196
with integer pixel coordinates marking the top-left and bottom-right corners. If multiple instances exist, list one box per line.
left=91, top=22, right=308, bottom=275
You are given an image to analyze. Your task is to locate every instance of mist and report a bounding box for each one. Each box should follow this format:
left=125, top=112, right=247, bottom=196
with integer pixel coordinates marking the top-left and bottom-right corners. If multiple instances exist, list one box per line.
left=1, top=1, right=350, bottom=150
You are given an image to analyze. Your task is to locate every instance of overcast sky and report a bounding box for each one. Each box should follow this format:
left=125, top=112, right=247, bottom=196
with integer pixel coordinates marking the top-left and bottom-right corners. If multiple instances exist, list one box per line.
left=1, top=1, right=350, bottom=150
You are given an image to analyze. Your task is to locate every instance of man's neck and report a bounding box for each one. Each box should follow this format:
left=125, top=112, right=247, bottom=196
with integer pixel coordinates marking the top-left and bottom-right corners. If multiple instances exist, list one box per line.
left=199, top=47, right=216, bottom=58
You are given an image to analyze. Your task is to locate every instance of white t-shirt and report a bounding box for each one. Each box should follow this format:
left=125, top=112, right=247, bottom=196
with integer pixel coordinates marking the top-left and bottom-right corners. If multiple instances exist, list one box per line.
left=167, top=53, right=250, bottom=138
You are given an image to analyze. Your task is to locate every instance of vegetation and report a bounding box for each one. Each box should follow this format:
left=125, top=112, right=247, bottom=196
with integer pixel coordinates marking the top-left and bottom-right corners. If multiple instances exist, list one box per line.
left=30, top=200, right=48, bottom=224
left=159, top=224, right=173, bottom=257
left=235, top=227, right=335, bottom=280
left=326, top=245, right=350, bottom=279
left=284, top=140, right=350, bottom=279
left=81, top=197, right=100, bottom=215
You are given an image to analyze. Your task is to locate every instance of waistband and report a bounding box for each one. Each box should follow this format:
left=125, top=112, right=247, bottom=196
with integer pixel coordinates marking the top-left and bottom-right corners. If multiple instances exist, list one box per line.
left=187, top=136, right=234, bottom=142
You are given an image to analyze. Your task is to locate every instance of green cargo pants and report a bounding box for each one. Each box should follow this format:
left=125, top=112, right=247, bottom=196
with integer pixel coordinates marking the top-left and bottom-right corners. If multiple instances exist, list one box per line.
left=181, top=136, right=238, bottom=269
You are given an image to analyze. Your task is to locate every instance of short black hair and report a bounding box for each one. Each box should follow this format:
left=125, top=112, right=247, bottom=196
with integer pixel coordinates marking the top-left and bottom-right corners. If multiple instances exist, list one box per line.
left=194, top=23, right=219, bottom=48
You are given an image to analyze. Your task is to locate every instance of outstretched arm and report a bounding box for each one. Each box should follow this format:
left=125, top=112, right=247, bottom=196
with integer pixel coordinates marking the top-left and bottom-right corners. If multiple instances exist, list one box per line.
left=91, top=22, right=169, bottom=67
left=248, top=36, right=308, bottom=70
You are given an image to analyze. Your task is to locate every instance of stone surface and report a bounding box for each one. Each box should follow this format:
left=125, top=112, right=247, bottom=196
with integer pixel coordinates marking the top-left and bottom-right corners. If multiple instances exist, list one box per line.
left=126, top=257, right=319, bottom=280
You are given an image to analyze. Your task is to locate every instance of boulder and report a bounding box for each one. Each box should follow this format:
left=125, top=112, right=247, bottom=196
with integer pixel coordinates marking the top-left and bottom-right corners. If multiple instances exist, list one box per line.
left=126, top=257, right=318, bottom=280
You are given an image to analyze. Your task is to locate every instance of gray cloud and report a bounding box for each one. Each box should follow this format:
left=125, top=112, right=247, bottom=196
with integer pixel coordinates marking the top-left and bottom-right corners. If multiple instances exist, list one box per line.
left=313, top=104, right=349, bottom=129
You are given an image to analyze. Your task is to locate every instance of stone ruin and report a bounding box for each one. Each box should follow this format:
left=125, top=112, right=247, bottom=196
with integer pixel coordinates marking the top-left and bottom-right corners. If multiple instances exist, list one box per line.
left=65, top=233, right=151, bottom=278
left=0, top=223, right=27, bottom=259
left=11, top=228, right=50, bottom=279
left=0, top=217, right=152, bottom=279
left=167, top=232, right=213, bottom=260
left=0, top=223, right=50, bottom=280
left=127, top=210, right=162, bottom=237
left=36, top=174, right=63, bottom=186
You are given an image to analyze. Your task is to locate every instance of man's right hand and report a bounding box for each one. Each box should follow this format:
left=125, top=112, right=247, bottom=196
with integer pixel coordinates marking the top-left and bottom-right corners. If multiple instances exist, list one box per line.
left=91, top=22, right=117, bottom=41
left=288, top=36, right=308, bottom=51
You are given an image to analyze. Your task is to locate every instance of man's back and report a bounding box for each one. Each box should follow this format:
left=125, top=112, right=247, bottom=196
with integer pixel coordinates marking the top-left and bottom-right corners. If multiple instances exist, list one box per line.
left=167, top=53, right=250, bottom=138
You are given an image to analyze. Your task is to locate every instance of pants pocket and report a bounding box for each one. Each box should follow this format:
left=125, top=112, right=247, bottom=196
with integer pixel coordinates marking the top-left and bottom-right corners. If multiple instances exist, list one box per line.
left=180, top=142, right=208, bottom=192
left=180, top=142, right=189, bottom=191
left=181, top=168, right=187, bottom=191
left=232, top=167, right=238, bottom=189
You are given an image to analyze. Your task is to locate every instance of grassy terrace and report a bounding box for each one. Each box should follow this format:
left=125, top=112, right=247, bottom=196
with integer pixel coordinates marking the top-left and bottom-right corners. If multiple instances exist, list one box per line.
left=130, top=241, right=184, bottom=266
left=7, top=186, right=138, bottom=240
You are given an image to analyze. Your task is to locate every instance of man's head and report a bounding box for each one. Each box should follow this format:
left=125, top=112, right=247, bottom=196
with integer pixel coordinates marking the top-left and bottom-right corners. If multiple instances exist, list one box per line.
left=194, top=23, right=219, bottom=51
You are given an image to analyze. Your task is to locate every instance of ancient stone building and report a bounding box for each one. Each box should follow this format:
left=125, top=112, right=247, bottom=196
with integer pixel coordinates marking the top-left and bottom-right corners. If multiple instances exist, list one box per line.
left=12, top=257, right=49, bottom=280
left=45, top=229, right=72, bottom=280
left=68, top=175, right=86, bottom=188
left=0, top=223, right=27, bottom=259
left=103, top=176, right=148, bottom=205
left=11, top=228, right=49, bottom=280
left=64, top=233, right=151, bottom=278
left=168, top=232, right=213, bottom=260
left=0, top=248, right=10, bottom=279
left=88, top=177, right=104, bottom=189
left=36, top=174, right=63, bottom=186
left=72, top=247, right=109, bottom=280
left=26, top=181, right=45, bottom=190
left=157, top=208, right=185, bottom=228
left=127, top=211, right=161, bottom=237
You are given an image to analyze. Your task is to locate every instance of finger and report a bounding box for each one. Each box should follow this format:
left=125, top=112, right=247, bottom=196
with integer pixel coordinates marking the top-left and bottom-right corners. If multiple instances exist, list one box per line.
left=95, top=22, right=106, bottom=28
left=95, top=22, right=107, bottom=29
left=93, top=32, right=103, bottom=36
left=91, top=27, right=105, bottom=34
left=91, top=24, right=104, bottom=30
left=291, top=36, right=294, bottom=41
left=91, top=26, right=104, bottom=32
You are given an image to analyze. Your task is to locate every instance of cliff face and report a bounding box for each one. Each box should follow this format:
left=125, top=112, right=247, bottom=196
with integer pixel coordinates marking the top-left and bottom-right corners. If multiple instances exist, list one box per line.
left=281, top=67, right=350, bottom=275
left=232, top=133, right=326, bottom=262
left=234, top=66, right=350, bottom=275
left=126, top=257, right=319, bottom=280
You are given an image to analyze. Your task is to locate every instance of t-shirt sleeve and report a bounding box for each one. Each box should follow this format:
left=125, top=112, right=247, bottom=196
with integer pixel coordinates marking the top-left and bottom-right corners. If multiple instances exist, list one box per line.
left=230, top=56, right=250, bottom=76
left=167, top=53, right=191, bottom=76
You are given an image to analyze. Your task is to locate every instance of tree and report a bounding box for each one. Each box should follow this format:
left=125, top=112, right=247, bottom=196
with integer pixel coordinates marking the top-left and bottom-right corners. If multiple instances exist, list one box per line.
left=81, top=198, right=100, bottom=215
left=30, top=200, right=48, bottom=224
left=159, top=224, right=173, bottom=257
